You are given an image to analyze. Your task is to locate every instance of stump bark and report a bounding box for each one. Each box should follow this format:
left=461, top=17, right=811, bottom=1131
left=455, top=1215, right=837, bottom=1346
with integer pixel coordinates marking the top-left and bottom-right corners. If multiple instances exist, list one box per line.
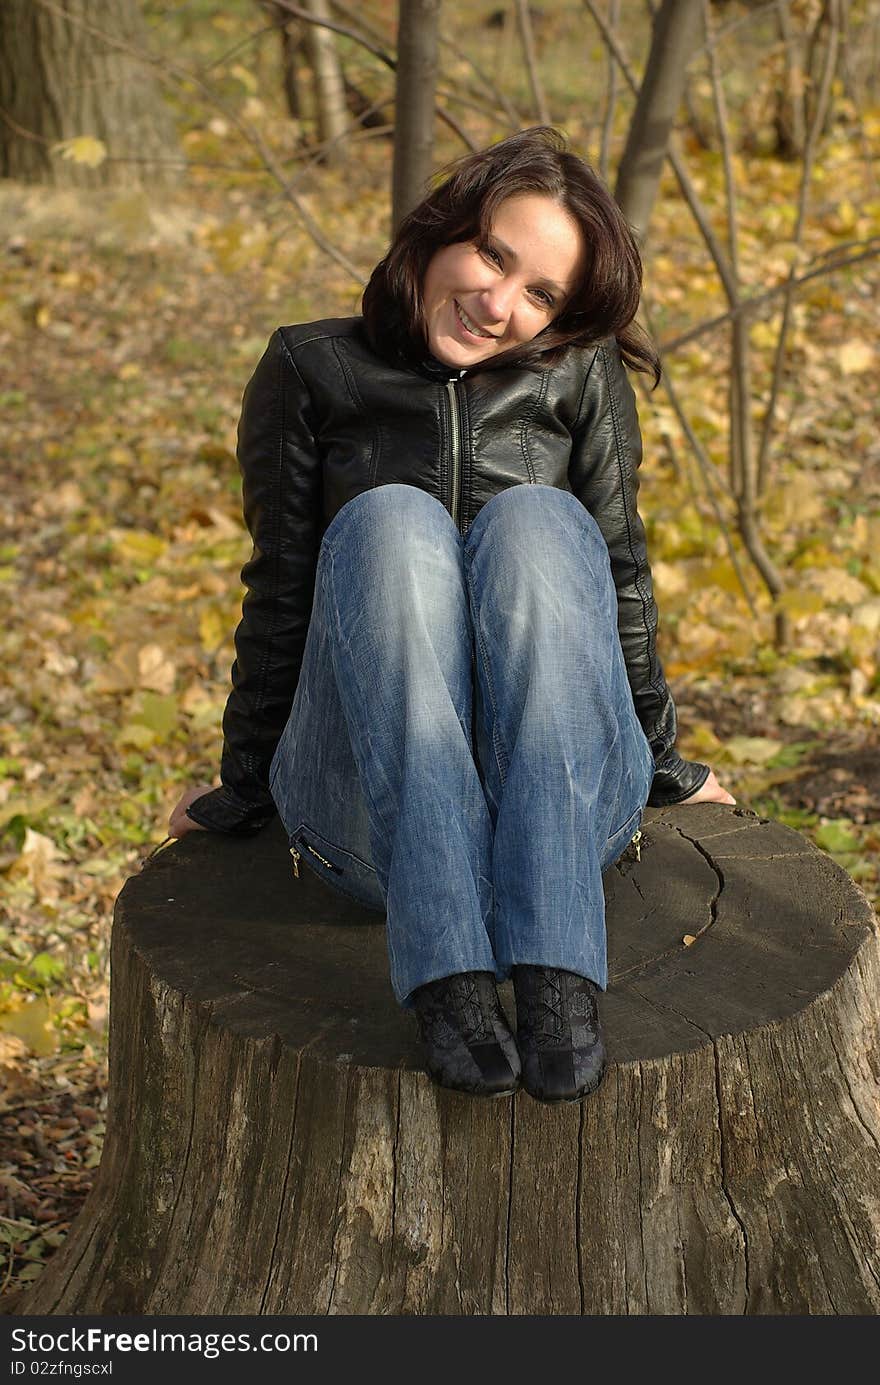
left=18, top=806, right=880, bottom=1315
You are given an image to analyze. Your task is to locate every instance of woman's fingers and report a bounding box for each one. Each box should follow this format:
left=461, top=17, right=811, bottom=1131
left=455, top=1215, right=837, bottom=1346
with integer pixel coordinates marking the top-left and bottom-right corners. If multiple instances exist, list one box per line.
left=168, top=785, right=213, bottom=838
left=679, top=769, right=736, bottom=807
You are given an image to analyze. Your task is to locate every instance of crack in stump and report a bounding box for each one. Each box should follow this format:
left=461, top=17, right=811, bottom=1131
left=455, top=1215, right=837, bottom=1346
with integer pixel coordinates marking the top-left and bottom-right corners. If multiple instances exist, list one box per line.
left=609, top=826, right=725, bottom=985
left=259, top=1050, right=301, bottom=1314
left=712, top=1042, right=750, bottom=1314
left=671, top=823, right=725, bottom=942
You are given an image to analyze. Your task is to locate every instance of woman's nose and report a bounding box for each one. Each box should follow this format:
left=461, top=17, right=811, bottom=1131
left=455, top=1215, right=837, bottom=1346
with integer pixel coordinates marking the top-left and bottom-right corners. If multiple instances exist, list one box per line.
left=479, top=277, right=518, bottom=325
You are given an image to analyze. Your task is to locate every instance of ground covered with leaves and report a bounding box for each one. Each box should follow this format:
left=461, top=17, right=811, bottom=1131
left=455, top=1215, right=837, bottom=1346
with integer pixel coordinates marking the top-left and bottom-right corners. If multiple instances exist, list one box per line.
left=1, top=0, right=878, bottom=1308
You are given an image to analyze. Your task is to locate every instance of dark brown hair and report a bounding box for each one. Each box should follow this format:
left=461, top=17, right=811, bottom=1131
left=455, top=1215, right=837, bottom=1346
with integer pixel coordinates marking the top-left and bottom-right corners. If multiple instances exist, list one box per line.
left=361, top=126, right=660, bottom=383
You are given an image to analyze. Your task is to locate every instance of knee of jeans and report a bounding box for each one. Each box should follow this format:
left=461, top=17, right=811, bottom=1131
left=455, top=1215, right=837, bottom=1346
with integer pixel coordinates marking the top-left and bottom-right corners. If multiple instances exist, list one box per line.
left=323, top=483, right=454, bottom=552
left=468, top=483, right=606, bottom=557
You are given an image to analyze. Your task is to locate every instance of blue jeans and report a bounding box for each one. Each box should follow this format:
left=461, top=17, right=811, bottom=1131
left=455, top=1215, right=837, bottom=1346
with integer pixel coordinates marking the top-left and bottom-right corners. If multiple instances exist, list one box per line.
left=269, top=483, right=654, bottom=1008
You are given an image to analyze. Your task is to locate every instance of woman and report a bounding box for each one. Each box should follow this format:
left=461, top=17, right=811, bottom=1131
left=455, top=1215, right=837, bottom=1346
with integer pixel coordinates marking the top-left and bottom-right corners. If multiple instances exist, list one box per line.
left=169, top=127, right=733, bottom=1105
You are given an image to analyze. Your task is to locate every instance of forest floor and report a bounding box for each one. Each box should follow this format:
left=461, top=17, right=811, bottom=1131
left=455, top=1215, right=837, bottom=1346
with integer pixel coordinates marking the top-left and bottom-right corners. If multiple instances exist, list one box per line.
left=1, top=2, right=879, bottom=1306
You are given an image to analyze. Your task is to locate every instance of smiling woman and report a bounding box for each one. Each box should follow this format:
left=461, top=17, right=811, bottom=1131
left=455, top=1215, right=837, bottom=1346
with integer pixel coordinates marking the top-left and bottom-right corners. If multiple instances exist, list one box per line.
left=361, top=125, right=661, bottom=380
left=169, top=126, right=733, bottom=1106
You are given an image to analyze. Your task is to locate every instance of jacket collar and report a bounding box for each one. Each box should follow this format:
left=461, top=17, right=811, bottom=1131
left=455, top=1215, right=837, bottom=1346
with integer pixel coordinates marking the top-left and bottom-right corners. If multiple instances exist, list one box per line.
left=416, top=353, right=467, bottom=383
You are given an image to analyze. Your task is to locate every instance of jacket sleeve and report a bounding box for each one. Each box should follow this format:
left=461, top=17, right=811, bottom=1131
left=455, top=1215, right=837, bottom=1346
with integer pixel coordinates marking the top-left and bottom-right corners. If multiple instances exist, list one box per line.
left=185, top=328, right=324, bottom=834
left=567, top=340, right=710, bottom=807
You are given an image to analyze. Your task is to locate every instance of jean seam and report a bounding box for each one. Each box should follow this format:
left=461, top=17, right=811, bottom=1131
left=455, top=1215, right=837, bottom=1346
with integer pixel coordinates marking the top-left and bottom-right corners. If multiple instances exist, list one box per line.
left=464, top=558, right=509, bottom=791
left=323, top=532, right=398, bottom=848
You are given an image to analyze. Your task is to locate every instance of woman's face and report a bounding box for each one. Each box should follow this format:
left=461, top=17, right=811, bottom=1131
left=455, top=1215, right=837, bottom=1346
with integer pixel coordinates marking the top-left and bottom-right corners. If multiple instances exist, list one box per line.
left=421, top=192, right=586, bottom=369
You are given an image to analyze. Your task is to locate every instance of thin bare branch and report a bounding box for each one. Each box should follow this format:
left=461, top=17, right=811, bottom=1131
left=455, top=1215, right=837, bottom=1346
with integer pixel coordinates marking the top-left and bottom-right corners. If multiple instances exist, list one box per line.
left=0, top=103, right=51, bottom=145
left=515, top=0, right=550, bottom=124
left=662, top=379, right=758, bottom=617
left=659, top=241, right=880, bottom=354
left=434, top=28, right=522, bottom=130
left=713, top=0, right=782, bottom=44
left=704, top=4, right=744, bottom=497
left=704, top=6, right=738, bottom=276
left=703, top=0, right=786, bottom=644
left=756, top=0, right=842, bottom=494
left=205, top=19, right=281, bottom=74
left=276, top=100, right=395, bottom=190
left=328, top=0, right=391, bottom=48
left=599, top=0, right=620, bottom=181
left=640, top=304, right=758, bottom=615
left=329, top=0, right=523, bottom=129
left=432, top=106, right=478, bottom=152
left=41, top=121, right=394, bottom=180
left=433, top=83, right=516, bottom=124
left=265, top=0, right=396, bottom=69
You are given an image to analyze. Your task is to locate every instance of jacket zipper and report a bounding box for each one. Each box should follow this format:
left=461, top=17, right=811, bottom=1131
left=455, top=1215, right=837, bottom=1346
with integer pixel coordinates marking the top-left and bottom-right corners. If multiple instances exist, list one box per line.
left=445, top=378, right=463, bottom=532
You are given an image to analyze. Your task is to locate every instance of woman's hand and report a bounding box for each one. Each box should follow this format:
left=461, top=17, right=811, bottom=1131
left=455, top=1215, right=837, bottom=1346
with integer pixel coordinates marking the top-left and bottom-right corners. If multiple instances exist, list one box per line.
left=679, top=769, right=736, bottom=807
left=168, top=785, right=214, bottom=839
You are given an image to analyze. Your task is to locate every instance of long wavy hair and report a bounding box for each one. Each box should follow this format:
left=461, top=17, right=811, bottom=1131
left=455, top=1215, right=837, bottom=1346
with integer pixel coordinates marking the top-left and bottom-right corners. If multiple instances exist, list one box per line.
left=361, top=126, right=660, bottom=383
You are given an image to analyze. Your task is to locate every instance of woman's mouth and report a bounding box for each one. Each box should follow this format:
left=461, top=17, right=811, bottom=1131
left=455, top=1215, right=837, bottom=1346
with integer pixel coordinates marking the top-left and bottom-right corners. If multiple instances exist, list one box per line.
left=454, top=300, right=495, bottom=340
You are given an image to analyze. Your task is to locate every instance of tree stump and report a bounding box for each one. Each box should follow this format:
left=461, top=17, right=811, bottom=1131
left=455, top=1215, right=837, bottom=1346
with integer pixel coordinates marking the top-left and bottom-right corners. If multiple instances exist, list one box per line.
left=18, top=806, right=880, bottom=1316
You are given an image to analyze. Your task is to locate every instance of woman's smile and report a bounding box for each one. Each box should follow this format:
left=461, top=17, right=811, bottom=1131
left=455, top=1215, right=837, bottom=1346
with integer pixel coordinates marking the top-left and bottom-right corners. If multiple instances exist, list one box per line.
left=453, top=300, right=496, bottom=340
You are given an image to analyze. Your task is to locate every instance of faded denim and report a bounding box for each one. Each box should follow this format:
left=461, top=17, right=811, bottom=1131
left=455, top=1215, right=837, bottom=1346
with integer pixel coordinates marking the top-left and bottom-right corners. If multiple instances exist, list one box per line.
left=269, top=483, right=654, bottom=1007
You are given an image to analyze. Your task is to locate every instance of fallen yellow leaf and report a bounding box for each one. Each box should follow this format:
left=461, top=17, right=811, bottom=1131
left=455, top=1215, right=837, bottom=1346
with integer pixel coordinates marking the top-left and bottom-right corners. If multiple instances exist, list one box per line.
left=8, top=829, right=65, bottom=902
left=839, top=340, right=874, bottom=375
left=0, top=998, right=57, bottom=1058
left=138, top=643, right=176, bottom=695
left=110, top=529, right=167, bottom=565
left=199, top=607, right=228, bottom=654
left=725, top=735, right=784, bottom=766
left=53, top=135, right=107, bottom=168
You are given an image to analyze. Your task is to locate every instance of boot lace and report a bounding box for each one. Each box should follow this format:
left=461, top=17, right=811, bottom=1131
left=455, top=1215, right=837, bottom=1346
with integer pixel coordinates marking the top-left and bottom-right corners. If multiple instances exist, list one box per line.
left=518, top=968, right=568, bottom=1049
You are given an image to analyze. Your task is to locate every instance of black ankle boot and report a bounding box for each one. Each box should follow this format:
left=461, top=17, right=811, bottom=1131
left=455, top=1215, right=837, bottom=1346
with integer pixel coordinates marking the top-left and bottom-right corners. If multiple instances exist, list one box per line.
left=411, top=970, right=522, bottom=1097
left=512, top=966, right=606, bottom=1103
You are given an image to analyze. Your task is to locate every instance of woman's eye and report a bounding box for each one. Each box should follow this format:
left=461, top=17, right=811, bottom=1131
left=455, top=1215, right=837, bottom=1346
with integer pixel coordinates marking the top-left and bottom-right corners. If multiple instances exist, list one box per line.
left=532, top=288, right=554, bottom=308
left=481, top=243, right=503, bottom=266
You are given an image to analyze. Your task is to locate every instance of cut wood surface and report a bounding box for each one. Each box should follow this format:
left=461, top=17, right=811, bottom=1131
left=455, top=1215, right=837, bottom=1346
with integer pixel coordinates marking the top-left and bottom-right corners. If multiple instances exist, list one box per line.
left=19, top=805, right=880, bottom=1315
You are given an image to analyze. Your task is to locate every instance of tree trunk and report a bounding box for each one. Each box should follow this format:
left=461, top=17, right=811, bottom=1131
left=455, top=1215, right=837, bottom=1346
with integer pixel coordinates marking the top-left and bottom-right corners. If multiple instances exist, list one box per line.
left=0, top=0, right=179, bottom=187
left=614, top=0, right=703, bottom=239
left=16, top=806, right=880, bottom=1315
left=303, top=0, right=348, bottom=159
left=273, top=2, right=307, bottom=123
left=773, top=0, right=808, bottom=159
left=392, top=0, right=441, bottom=231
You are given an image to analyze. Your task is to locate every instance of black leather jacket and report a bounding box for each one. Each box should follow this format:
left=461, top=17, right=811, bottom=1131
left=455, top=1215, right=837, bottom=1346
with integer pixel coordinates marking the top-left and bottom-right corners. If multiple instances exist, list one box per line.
left=187, top=318, right=709, bottom=834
